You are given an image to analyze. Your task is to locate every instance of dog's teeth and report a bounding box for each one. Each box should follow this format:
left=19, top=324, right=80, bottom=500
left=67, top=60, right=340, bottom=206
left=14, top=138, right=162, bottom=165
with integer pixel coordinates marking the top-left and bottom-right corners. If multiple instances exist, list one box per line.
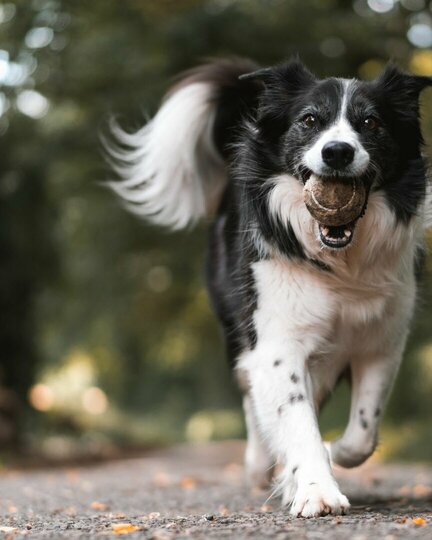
left=344, top=229, right=352, bottom=237
left=321, top=227, right=330, bottom=236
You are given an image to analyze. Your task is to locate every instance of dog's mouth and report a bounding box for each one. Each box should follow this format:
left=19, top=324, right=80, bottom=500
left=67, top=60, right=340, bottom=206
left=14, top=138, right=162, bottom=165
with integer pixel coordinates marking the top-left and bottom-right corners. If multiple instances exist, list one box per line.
left=318, top=221, right=355, bottom=249
left=301, top=169, right=368, bottom=250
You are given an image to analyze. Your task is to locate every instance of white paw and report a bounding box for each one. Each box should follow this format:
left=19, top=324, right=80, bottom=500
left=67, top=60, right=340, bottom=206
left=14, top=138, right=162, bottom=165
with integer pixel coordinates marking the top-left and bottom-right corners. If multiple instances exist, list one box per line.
left=289, top=481, right=350, bottom=518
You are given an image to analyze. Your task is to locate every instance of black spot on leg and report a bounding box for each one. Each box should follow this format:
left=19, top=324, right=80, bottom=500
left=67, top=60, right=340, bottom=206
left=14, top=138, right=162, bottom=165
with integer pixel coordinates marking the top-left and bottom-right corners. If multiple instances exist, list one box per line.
left=277, top=405, right=284, bottom=415
left=308, top=482, right=317, bottom=485
left=288, top=393, right=304, bottom=404
left=273, top=359, right=282, bottom=367
left=292, top=466, right=298, bottom=475
left=359, top=408, right=365, bottom=416
left=360, top=418, right=368, bottom=430
left=290, top=373, right=299, bottom=383
left=374, top=408, right=381, bottom=418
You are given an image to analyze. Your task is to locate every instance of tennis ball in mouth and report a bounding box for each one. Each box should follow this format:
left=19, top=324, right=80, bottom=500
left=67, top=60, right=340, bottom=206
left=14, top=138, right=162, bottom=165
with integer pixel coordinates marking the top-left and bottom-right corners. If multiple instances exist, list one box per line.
left=303, top=175, right=367, bottom=226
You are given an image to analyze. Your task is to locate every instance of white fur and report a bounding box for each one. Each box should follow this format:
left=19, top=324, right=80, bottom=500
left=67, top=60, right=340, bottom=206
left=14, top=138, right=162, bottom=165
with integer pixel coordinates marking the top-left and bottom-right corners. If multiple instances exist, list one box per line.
left=303, top=80, right=370, bottom=177
left=105, top=82, right=225, bottom=229
left=243, top=395, right=274, bottom=488
left=242, top=174, right=422, bottom=515
left=238, top=258, right=350, bottom=517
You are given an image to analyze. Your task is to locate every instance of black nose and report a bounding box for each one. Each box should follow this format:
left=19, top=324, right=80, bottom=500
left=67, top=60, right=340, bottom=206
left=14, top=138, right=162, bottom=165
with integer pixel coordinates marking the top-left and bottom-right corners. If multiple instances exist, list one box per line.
left=321, top=141, right=355, bottom=170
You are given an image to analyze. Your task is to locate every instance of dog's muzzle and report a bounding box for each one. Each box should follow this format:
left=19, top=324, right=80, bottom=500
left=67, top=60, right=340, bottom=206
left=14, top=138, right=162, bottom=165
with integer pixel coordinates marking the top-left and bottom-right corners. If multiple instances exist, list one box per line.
left=303, top=174, right=368, bottom=249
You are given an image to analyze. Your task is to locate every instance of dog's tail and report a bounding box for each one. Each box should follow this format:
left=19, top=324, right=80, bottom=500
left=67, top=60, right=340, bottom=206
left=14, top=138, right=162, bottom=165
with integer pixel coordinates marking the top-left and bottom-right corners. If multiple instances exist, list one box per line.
left=105, top=58, right=260, bottom=229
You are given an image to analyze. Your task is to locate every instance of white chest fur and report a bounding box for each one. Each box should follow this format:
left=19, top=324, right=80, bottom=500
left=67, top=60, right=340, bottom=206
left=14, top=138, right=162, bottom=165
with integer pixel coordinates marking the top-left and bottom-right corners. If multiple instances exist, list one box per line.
left=250, top=241, right=417, bottom=406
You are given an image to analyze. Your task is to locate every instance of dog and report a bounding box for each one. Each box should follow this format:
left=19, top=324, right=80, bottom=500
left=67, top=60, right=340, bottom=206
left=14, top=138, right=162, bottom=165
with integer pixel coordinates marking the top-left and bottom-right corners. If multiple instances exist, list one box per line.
left=106, top=58, right=432, bottom=517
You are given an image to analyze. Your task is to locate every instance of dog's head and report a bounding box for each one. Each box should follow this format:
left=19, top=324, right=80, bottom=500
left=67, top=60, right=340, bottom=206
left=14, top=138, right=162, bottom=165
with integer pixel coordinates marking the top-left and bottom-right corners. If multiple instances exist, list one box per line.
left=242, top=60, right=432, bottom=250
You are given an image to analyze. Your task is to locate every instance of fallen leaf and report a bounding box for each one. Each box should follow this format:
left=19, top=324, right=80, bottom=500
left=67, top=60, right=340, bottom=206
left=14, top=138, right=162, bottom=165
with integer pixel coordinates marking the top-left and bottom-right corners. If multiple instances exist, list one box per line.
left=413, top=484, right=432, bottom=497
left=260, top=504, right=273, bottom=512
left=180, top=476, right=197, bottom=490
left=0, top=526, right=17, bottom=533
left=148, top=512, right=161, bottom=520
left=412, top=517, right=427, bottom=526
left=111, top=523, right=140, bottom=535
left=90, top=501, right=108, bottom=511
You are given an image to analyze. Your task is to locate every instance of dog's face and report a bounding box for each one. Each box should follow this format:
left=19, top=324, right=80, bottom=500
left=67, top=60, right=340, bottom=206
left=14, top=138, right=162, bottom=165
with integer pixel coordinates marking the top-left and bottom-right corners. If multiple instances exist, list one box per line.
left=247, top=61, right=431, bottom=250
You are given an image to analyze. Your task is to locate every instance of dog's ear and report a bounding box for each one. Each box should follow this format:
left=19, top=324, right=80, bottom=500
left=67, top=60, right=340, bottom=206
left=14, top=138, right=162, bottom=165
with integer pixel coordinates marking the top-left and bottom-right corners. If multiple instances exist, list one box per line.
left=240, top=59, right=316, bottom=92
left=238, top=67, right=273, bottom=83
left=239, top=59, right=316, bottom=143
left=375, top=64, right=432, bottom=116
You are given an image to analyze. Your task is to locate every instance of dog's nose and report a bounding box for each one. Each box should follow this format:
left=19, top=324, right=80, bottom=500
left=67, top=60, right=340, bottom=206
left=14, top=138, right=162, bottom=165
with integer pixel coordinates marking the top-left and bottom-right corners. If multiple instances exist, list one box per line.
left=321, top=141, right=354, bottom=170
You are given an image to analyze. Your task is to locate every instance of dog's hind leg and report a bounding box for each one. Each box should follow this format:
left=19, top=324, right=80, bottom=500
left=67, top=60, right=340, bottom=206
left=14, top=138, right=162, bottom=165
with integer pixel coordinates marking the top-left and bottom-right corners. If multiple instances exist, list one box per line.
left=243, top=394, right=275, bottom=489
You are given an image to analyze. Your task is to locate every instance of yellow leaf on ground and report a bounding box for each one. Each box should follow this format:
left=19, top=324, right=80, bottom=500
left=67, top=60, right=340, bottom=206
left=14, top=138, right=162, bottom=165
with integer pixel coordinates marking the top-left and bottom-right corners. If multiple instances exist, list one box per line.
left=90, top=501, right=108, bottom=511
left=111, top=523, right=140, bottom=535
left=0, top=526, right=17, bottom=533
left=412, top=517, right=427, bottom=526
left=180, top=476, right=197, bottom=489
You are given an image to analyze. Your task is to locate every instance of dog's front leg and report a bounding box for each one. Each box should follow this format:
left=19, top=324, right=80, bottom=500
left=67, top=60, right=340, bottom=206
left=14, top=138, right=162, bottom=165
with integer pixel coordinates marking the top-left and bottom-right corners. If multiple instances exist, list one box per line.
left=239, top=343, right=350, bottom=517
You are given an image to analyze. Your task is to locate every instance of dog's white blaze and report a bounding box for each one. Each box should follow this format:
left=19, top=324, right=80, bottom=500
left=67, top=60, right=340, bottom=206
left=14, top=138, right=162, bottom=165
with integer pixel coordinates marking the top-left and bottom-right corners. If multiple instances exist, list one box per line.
left=303, top=79, right=370, bottom=177
left=105, top=82, right=225, bottom=229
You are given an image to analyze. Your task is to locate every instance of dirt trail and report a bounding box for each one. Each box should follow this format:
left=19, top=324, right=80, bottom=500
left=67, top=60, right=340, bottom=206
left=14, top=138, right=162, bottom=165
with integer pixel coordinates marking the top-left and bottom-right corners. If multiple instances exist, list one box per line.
left=0, top=441, right=430, bottom=538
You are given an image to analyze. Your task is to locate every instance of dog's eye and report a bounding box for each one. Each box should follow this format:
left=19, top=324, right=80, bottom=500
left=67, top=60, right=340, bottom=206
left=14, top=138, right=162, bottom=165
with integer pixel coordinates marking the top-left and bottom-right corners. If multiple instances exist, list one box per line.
left=364, top=116, right=378, bottom=131
left=302, top=114, right=317, bottom=128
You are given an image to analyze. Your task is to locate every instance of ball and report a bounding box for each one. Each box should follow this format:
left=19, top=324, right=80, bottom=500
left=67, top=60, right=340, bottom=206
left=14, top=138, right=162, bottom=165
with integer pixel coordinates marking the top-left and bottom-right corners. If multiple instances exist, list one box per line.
left=303, top=175, right=367, bottom=226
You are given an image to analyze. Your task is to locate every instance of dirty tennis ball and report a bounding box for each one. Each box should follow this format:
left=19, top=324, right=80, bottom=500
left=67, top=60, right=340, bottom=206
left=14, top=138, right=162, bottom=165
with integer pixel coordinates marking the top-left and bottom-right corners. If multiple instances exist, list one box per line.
left=303, top=175, right=367, bottom=226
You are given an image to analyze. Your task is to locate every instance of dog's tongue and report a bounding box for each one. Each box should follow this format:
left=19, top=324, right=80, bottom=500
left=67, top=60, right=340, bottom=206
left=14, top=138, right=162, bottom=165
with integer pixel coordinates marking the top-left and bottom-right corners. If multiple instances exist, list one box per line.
left=303, top=174, right=367, bottom=227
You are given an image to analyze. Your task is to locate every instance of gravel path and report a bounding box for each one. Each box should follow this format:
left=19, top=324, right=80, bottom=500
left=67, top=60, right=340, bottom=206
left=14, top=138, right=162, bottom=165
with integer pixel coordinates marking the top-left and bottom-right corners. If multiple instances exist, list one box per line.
left=0, top=441, right=430, bottom=538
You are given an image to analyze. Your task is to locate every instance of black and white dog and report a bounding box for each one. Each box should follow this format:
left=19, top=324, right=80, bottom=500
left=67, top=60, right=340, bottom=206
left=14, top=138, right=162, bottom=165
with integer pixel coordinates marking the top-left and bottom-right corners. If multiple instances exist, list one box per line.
left=107, top=58, right=432, bottom=517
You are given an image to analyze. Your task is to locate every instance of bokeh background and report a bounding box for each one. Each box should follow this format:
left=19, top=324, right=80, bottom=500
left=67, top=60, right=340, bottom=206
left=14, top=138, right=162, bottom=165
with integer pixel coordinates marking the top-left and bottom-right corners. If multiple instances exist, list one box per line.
left=0, top=0, right=431, bottom=465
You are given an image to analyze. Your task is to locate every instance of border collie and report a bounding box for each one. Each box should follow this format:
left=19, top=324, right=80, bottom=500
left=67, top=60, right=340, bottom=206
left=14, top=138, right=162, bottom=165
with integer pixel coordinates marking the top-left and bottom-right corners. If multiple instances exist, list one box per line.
left=106, top=58, right=432, bottom=517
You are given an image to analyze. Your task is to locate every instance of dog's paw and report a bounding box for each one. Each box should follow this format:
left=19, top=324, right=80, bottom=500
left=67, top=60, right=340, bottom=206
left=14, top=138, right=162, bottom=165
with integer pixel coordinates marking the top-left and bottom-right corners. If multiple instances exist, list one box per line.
left=289, top=481, right=350, bottom=518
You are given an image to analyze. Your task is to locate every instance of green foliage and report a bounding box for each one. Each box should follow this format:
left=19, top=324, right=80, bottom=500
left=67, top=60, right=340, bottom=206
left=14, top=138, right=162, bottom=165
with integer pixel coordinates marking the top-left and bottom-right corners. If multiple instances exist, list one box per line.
left=0, top=0, right=431, bottom=458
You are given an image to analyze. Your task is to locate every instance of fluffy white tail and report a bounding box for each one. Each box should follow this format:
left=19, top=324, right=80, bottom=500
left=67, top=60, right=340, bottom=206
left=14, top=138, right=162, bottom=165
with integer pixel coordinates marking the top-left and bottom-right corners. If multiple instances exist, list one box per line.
left=104, top=59, right=259, bottom=229
left=106, top=83, right=226, bottom=229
